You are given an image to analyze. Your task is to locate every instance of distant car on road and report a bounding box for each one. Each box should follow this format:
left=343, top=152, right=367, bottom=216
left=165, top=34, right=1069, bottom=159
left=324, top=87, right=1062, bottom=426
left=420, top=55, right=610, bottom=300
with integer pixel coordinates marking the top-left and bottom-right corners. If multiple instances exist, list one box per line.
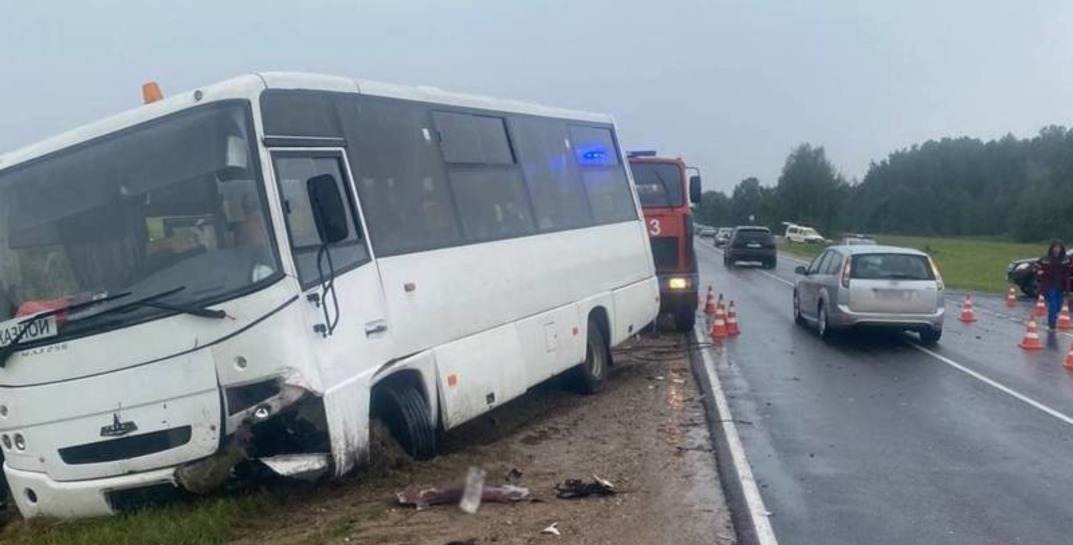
left=785, top=224, right=826, bottom=244
left=840, top=234, right=877, bottom=245
left=715, top=227, right=732, bottom=247
left=792, top=245, right=945, bottom=344
left=698, top=226, right=716, bottom=238
left=724, top=226, right=776, bottom=269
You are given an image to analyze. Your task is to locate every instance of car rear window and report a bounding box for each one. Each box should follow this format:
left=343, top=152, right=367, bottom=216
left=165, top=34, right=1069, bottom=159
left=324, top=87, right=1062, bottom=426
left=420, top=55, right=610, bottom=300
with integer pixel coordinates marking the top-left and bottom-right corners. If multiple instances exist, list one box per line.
left=734, top=230, right=774, bottom=244
left=851, top=253, right=934, bottom=280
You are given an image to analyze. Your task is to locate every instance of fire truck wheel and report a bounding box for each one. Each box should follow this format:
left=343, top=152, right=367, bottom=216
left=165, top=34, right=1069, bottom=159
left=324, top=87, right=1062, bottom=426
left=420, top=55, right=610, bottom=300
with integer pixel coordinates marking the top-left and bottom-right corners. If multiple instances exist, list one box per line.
left=673, top=307, right=696, bottom=332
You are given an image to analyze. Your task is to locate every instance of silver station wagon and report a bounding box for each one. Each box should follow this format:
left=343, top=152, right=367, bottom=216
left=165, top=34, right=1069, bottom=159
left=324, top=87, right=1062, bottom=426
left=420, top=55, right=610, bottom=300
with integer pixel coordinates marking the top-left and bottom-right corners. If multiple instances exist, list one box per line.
left=792, top=245, right=945, bottom=344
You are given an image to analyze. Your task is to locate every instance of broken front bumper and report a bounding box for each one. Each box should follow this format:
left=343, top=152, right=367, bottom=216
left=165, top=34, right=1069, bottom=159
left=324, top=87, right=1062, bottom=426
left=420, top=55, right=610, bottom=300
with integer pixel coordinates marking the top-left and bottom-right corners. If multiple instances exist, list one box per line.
left=5, top=463, right=179, bottom=518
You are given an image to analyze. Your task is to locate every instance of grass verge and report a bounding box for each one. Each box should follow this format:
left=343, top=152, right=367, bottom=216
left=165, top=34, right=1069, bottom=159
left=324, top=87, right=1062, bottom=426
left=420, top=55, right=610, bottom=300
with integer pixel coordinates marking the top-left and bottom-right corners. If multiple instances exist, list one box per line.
left=779, top=235, right=1044, bottom=293
left=0, top=492, right=276, bottom=545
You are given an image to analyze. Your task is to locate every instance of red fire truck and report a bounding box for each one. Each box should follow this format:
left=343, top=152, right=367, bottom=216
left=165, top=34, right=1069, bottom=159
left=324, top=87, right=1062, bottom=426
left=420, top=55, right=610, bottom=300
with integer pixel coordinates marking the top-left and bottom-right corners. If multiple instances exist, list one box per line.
left=628, top=152, right=702, bottom=331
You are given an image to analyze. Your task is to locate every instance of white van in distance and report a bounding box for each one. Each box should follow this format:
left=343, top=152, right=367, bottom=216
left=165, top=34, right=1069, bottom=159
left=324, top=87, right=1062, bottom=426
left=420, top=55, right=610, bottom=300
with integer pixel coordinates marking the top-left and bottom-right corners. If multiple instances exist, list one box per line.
left=784, top=224, right=826, bottom=244
left=0, top=73, right=659, bottom=518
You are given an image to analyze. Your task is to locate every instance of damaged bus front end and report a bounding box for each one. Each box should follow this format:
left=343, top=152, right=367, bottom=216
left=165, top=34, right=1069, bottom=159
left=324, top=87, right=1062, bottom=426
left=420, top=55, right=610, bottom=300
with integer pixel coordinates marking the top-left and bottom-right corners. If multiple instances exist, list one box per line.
left=0, top=82, right=345, bottom=518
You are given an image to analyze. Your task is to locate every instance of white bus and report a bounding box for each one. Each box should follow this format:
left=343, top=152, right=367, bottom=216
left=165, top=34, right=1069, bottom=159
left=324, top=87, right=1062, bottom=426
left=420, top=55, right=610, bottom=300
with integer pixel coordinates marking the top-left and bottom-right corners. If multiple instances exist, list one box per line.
left=0, top=73, right=659, bottom=518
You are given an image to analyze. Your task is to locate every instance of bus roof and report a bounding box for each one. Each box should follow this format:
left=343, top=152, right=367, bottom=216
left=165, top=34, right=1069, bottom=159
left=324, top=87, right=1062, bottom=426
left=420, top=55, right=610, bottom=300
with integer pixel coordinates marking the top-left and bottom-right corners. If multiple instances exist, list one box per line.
left=0, top=72, right=614, bottom=171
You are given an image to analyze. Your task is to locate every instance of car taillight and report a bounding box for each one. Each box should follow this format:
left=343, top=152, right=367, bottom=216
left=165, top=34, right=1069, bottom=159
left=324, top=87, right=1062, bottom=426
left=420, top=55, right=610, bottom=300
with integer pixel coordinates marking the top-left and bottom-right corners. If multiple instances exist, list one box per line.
left=929, top=257, right=944, bottom=290
left=840, top=258, right=852, bottom=288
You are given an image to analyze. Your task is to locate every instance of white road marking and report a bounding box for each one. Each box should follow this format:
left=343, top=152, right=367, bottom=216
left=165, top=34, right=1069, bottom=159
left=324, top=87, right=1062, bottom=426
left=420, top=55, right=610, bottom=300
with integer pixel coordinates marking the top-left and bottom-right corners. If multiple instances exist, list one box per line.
left=909, top=343, right=1073, bottom=427
left=693, top=325, right=781, bottom=545
left=759, top=270, right=794, bottom=287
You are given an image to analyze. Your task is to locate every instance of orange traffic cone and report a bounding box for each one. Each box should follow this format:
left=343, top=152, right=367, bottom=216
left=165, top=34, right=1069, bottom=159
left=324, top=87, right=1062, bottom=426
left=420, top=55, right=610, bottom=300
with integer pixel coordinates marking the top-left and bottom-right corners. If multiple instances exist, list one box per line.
left=1019, top=315, right=1044, bottom=350
left=1035, top=295, right=1047, bottom=318
left=959, top=293, right=976, bottom=323
left=1006, top=286, right=1017, bottom=308
left=726, top=301, right=741, bottom=336
left=709, top=305, right=728, bottom=340
left=1059, top=302, right=1073, bottom=331
left=703, top=287, right=717, bottom=316
left=1065, top=344, right=1073, bottom=370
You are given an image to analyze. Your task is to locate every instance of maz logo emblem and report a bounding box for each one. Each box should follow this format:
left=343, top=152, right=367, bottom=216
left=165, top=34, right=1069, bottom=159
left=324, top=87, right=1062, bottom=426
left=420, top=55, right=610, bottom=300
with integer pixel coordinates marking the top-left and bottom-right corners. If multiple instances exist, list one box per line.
left=100, top=413, right=138, bottom=438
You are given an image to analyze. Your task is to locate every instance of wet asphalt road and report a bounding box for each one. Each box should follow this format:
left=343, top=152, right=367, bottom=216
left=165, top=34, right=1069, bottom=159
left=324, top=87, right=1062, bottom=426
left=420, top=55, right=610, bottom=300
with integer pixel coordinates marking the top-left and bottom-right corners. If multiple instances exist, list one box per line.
left=695, top=238, right=1073, bottom=545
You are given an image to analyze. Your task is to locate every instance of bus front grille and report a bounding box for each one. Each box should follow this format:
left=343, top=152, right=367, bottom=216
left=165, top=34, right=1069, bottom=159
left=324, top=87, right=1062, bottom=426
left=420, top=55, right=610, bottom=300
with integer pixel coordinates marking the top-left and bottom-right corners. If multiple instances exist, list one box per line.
left=58, top=426, right=192, bottom=465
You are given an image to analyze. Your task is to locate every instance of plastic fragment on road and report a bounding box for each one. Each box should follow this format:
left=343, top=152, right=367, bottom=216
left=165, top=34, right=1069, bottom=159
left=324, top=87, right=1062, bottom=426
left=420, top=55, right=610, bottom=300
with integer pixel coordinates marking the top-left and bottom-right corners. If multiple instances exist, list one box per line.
left=554, top=474, right=616, bottom=499
left=541, top=522, right=561, bottom=536
left=396, top=482, right=532, bottom=511
left=459, top=467, right=486, bottom=514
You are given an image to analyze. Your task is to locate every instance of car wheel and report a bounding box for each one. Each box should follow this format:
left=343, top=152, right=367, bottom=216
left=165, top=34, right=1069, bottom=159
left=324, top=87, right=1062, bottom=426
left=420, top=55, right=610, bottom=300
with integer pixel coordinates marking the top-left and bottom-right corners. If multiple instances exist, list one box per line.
left=793, top=290, right=805, bottom=326
left=767, top=259, right=777, bottom=270
left=724, top=257, right=734, bottom=268
left=573, top=319, right=610, bottom=394
left=817, top=302, right=834, bottom=340
left=372, top=384, right=438, bottom=460
left=673, top=307, right=696, bottom=332
left=920, top=327, right=942, bottom=345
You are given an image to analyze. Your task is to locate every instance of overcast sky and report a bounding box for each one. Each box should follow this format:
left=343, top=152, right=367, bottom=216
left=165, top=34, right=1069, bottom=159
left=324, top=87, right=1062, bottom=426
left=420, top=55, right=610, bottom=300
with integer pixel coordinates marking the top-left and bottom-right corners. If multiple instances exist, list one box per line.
left=3, top=0, right=1073, bottom=192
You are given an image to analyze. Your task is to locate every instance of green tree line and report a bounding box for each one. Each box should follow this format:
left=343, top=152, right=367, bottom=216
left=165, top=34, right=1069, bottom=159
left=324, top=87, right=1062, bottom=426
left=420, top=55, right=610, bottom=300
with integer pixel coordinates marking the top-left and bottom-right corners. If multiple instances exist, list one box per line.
left=694, top=127, right=1073, bottom=242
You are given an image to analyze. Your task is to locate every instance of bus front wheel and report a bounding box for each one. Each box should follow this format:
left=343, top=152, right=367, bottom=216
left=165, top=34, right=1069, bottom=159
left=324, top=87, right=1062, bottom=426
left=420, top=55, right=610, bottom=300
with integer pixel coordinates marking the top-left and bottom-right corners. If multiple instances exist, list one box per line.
left=372, top=384, right=437, bottom=461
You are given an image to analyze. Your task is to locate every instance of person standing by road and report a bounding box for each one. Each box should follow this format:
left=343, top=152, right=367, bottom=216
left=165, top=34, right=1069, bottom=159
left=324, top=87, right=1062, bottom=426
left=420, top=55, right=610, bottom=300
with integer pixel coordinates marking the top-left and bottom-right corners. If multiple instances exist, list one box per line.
left=1036, top=240, right=1069, bottom=330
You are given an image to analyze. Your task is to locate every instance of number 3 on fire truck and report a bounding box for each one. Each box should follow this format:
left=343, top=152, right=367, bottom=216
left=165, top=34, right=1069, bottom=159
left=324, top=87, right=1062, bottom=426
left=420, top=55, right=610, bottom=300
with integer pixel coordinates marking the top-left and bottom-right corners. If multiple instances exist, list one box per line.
left=647, top=218, right=662, bottom=236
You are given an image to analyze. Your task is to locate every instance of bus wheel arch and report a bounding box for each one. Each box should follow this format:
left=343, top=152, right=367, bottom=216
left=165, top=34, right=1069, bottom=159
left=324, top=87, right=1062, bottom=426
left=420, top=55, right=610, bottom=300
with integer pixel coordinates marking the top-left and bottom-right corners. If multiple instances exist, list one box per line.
left=370, top=370, right=438, bottom=461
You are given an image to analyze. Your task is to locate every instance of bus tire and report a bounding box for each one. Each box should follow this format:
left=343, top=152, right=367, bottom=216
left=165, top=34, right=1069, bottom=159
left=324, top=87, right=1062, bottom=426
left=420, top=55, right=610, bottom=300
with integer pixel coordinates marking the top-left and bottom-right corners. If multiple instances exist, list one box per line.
left=573, top=319, right=610, bottom=394
left=673, top=307, right=696, bottom=332
left=373, top=385, right=437, bottom=461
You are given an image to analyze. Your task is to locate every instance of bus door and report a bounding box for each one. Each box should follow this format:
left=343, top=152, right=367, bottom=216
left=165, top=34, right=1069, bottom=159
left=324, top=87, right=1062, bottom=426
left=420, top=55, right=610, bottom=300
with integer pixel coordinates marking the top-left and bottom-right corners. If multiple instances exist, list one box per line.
left=269, top=149, right=394, bottom=464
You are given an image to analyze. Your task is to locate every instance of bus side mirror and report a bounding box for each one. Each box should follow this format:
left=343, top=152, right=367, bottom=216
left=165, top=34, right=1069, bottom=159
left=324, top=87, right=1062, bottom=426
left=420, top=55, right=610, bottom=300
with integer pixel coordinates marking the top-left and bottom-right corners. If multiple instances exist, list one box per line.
left=795, top=266, right=808, bottom=275
left=689, top=175, right=702, bottom=204
left=307, top=174, right=349, bottom=245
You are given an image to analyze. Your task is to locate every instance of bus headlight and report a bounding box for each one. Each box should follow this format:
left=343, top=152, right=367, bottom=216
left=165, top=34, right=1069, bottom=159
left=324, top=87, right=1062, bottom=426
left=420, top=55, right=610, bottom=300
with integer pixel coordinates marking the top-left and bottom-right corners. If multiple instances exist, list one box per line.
left=668, top=277, right=689, bottom=290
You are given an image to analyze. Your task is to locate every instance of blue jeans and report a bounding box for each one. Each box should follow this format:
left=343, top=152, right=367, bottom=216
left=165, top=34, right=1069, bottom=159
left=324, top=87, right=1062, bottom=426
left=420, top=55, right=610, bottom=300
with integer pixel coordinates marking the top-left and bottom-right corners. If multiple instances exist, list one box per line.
left=1046, top=287, right=1064, bottom=328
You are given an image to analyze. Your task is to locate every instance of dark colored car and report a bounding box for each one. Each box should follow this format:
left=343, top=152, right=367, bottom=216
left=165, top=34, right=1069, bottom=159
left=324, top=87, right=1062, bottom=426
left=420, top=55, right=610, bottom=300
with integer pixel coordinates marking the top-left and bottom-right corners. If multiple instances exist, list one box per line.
left=724, top=226, right=776, bottom=269
left=1007, top=256, right=1073, bottom=297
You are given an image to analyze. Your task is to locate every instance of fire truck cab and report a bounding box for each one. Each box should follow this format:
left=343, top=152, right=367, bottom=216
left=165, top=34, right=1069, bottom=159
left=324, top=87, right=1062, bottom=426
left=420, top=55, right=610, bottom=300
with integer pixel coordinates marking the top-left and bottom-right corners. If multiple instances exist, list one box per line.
left=628, top=152, right=702, bottom=331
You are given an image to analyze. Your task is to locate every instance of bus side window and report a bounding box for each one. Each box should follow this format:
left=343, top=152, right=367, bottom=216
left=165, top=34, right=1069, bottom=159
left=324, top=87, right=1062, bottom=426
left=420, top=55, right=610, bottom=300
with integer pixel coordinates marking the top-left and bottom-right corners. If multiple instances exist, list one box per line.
left=433, top=111, right=536, bottom=242
left=568, top=125, right=636, bottom=224
left=272, top=154, right=369, bottom=287
left=511, top=116, right=593, bottom=231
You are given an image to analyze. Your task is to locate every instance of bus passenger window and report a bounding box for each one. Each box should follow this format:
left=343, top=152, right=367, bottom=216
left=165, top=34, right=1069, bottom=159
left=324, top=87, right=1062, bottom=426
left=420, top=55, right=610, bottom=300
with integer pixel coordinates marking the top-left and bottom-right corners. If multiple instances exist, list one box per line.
left=511, top=116, right=593, bottom=231
left=569, top=125, right=637, bottom=224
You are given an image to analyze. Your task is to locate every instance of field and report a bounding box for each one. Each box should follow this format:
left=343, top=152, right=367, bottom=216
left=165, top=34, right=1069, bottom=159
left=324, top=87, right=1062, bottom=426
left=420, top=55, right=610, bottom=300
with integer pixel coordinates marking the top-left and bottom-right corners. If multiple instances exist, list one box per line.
left=778, top=235, right=1045, bottom=293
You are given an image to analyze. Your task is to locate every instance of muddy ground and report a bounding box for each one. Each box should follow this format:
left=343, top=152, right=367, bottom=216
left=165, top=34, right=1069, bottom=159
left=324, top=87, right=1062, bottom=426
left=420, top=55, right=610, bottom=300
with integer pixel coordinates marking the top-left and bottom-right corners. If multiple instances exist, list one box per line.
left=230, top=331, right=735, bottom=545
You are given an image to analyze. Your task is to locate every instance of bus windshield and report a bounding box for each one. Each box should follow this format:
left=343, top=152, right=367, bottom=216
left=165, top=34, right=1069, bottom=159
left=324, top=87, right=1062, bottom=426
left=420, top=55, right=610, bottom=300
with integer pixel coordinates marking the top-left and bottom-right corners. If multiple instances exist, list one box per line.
left=631, top=162, right=685, bottom=208
left=0, top=102, right=279, bottom=329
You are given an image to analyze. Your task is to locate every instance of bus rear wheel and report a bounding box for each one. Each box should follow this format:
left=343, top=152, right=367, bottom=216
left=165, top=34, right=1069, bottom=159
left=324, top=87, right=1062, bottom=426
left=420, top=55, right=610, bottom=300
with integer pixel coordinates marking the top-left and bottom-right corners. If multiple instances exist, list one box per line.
left=573, top=319, right=610, bottom=394
left=372, top=384, right=437, bottom=461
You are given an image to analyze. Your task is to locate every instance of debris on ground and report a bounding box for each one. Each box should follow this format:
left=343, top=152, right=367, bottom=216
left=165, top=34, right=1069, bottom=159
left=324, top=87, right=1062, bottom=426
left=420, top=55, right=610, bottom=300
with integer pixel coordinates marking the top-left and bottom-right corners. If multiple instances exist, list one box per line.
left=554, top=474, right=616, bottom=499
left=506, top=467, right=524, bottom=483
left=444, top=540, right=478, bottom=545
left=541, top=522, right=561, bottom=536
left=459, top=467, right=487, bottom=514
left=396, top=483, right=533, bottom=510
